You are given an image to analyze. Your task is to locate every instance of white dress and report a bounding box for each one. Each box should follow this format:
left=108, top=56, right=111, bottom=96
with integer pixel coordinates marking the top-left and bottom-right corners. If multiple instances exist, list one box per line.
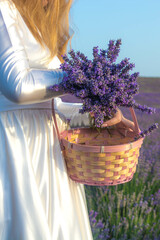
left=0, top=1, right=93, bottom=239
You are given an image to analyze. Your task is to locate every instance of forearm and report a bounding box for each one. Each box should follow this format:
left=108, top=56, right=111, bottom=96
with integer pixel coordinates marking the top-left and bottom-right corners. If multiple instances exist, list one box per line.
left=0, top=52, right=65, bottom=104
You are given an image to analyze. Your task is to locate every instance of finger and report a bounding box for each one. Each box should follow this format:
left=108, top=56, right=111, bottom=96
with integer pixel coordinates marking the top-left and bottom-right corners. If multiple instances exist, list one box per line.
left=121, top=118, right=136, bottom=131
left=117, top=127, right=136, bottom=138
left=102, top=108, right=122, bottom=127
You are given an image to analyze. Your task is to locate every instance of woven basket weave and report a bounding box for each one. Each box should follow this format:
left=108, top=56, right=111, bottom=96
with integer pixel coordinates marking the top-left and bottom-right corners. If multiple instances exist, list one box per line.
left=52, top=100, right=143, bottom=186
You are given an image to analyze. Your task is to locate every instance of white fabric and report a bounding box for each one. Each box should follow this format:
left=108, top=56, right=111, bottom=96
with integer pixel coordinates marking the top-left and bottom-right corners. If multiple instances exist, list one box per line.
left=0, top=0, right=93, bottom=239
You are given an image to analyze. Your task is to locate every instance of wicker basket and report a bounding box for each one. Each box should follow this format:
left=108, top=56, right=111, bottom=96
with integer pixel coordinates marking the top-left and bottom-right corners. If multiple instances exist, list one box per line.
left=52, top=100, right=143, bottom=186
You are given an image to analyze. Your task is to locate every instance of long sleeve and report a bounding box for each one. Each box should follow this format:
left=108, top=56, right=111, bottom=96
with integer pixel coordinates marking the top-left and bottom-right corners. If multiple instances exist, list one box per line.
left=54, top=98, right=90, bottom=128
left=0, top=7, right=65, bottom=105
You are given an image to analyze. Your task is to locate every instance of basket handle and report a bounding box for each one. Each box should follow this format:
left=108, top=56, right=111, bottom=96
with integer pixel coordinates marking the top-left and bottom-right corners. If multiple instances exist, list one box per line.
left=52, top=99, right=64, bottom=150
left=52, top=99, right=140, bottom=147
left=129, top=107, right=140, bottom=135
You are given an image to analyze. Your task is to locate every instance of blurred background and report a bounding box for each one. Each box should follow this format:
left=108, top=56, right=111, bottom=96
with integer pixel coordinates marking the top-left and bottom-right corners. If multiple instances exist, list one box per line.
left=70, top=0, right=160, bottom=77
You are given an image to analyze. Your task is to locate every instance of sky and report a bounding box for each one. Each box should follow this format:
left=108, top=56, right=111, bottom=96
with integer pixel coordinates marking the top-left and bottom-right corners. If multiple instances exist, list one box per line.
left=70, top=0, right=160, bottom=77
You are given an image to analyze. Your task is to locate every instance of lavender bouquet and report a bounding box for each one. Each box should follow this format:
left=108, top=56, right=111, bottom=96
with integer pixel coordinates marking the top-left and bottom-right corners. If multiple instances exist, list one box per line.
left=52, top=39, right=158, bottom=138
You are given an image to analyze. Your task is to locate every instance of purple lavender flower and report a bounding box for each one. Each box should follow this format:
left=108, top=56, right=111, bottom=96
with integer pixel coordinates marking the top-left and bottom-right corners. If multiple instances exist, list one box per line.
left=135, top=123, right=159, bottom=140
left=51, top=39, right=158, bottom=131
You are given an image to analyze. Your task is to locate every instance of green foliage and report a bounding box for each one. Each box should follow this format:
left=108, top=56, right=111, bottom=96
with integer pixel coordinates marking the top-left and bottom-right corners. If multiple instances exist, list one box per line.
left=85, top=163, right=160, bottom=239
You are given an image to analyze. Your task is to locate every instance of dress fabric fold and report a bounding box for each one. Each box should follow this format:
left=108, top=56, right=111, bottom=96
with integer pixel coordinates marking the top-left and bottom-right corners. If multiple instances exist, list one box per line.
left=0, top=109, right=93, bottom=240
left=0, top=0, right=93, bottom=239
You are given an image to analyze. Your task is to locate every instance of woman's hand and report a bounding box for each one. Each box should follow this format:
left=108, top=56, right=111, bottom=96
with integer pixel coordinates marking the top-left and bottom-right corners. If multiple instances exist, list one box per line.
left=101, top=108, right=137, bottom=132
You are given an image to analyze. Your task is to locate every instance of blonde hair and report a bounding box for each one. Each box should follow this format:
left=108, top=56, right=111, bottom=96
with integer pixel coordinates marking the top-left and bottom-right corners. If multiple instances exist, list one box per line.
left=12, top=0, right=73, bottom=62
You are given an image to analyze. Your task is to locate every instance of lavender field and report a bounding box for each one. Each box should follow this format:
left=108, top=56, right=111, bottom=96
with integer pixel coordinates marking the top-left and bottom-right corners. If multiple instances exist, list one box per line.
left=61, top=77, right=160, bottom=240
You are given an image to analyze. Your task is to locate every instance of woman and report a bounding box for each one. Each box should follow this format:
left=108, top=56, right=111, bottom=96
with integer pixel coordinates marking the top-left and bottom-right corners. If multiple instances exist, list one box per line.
left=0, top=0, right=94, bottom=239
left=0, top=0, right=136, bottom=239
